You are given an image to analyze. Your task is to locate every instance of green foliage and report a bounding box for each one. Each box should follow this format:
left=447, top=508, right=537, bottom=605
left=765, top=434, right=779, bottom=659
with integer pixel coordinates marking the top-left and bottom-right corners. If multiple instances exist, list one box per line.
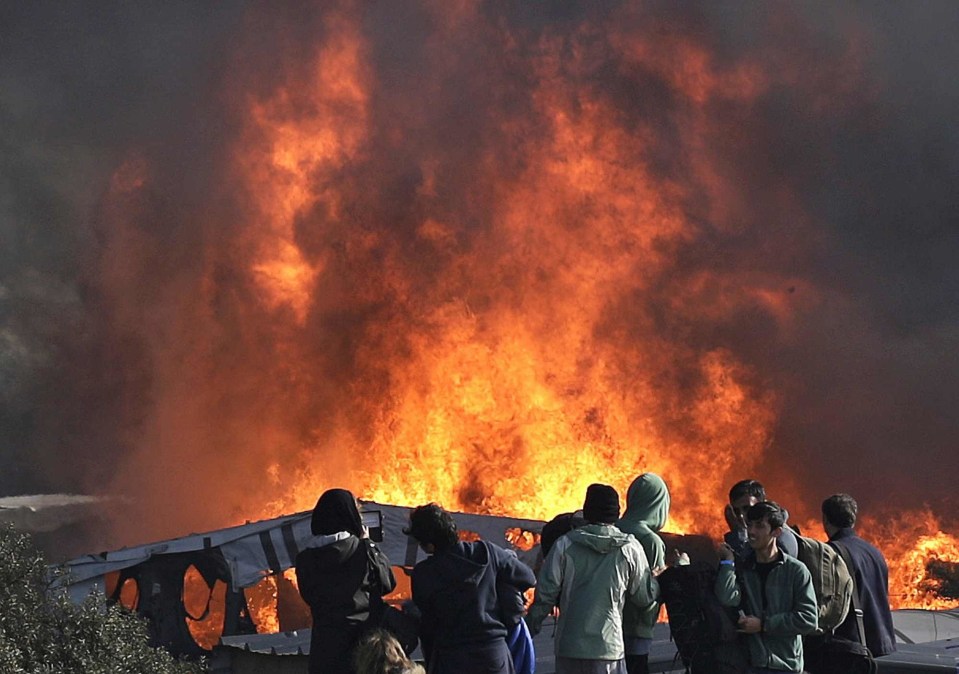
left=0, top=524, right=205, bottom=674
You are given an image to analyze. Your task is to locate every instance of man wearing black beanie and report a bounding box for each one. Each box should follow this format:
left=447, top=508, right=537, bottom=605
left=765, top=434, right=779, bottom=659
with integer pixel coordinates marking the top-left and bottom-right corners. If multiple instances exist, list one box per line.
left=528, top=483, right=660, bottom=674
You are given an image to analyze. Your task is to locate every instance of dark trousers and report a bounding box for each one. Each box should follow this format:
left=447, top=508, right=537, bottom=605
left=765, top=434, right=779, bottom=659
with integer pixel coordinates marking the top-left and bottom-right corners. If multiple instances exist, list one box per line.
left=625, top=654, right=648, bottom=674
left=804, top=637, right=877, bottom=674
left=429, top=639, right=515, bottom=674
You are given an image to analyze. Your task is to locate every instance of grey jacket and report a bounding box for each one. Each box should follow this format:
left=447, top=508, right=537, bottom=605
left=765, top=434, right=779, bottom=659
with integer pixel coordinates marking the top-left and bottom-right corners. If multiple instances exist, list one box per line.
left=528, top=523, right=659, bottom=660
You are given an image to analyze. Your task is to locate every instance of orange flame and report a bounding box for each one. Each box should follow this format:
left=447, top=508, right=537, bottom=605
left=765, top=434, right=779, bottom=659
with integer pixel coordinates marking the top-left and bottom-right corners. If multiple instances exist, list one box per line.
left=861, top=510, right=959, bottom=611
left=237, top=19, right=781, bottom=526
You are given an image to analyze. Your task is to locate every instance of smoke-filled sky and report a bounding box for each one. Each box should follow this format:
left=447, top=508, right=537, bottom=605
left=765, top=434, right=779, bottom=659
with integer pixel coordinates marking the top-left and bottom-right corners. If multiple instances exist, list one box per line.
left=2, top=2, right=958, bottom=546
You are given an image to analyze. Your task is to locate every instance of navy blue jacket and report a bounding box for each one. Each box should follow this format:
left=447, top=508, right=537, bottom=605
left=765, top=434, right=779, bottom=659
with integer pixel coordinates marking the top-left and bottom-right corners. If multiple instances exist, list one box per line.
left=411, top=540, right=536, bottom=660
left=829, top=528, right=897, bottom=657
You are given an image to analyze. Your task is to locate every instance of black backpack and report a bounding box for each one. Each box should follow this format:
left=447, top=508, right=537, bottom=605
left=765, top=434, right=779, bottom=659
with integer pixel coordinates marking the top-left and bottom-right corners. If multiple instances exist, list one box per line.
left=658, top=562, right=748, bottom=674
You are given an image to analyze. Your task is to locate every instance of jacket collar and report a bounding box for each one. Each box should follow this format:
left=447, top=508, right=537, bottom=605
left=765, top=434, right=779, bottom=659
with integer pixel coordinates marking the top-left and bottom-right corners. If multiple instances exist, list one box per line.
left=829, top=527, right=856, bottom=542
left=742, top=548, right=785, bottom=570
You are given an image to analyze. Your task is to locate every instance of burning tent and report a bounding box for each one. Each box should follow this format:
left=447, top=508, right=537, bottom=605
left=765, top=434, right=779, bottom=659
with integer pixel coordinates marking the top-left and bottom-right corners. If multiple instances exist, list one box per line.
left=55, top=501, right=548, bottom=658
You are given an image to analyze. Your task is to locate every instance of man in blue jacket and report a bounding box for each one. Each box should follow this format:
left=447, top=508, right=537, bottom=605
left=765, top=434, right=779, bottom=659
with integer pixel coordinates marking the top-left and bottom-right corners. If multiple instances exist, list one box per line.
left=806, top=493, right=896, bottom=674
left=405, top=503, right=536, bottom=674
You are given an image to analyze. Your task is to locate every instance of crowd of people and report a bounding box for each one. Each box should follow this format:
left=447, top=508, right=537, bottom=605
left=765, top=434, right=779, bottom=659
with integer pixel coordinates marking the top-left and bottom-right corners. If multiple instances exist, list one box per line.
left=293, top=478, right=897, bottom=674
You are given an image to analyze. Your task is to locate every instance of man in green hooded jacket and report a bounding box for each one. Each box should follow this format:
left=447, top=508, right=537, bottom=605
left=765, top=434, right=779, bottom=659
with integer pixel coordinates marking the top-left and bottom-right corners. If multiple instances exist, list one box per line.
left=617, top=473, right=670, bottom=674
left=716, top=501, right=818, bottom=673
left=528, top=483, right=659, bottom=674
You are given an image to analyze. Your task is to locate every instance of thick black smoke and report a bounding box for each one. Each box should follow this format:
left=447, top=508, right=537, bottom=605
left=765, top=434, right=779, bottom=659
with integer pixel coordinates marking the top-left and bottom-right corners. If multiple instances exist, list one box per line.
left=1, top=2, right=957, bottom=547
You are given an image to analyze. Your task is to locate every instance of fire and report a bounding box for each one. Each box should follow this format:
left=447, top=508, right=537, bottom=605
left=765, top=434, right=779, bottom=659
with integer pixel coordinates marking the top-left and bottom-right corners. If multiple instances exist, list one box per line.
left=233, top=8, right=780, bottom=528
left=183, top=565, right=226, bottom=651
left=245, top=574, right=280, bottom=634
left=95, top=2, right=959, bottom=616
left=506, top=527, right=541, bottom=552
left=861, top=510, right=959, bottom=611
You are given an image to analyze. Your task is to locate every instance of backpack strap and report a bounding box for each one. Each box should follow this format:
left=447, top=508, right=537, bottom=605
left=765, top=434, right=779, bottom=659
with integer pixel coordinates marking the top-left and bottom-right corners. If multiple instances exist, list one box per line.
left=831, top=540, right=867, bottom=647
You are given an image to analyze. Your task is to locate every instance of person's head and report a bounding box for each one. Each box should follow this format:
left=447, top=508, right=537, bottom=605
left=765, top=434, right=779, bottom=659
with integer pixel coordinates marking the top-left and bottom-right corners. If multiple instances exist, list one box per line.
left=404, top=503, right=458, bottom=553
left=540, top=510, right=587, bottom=558
left=822, top=493, right=858, bottom=537
left=728, top=479, right=767, bottom=527
left=353, top=629, right=424, bottom=674
left=311, top=488, right=364, bottom=537
left=622, top=472, right=670, bottom=531
left=583, top=483, right=620, bottom=524
left=745, top=500, right=785, bottom=552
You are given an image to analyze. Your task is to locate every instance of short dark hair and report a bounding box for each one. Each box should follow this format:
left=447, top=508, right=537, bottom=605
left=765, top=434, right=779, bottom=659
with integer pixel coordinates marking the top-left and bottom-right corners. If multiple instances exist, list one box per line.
left=746, top=500, right=785, bottom=529
left=729, top=479, right=766, bottom=503
left=822, top=493, right=858, bottom=529
left=403, top=503, right=458, bottom=550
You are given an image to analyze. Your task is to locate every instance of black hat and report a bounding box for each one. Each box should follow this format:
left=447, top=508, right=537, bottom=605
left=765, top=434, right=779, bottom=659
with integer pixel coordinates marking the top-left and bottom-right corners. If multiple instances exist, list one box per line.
left=583, top=483, right=620, bottom=524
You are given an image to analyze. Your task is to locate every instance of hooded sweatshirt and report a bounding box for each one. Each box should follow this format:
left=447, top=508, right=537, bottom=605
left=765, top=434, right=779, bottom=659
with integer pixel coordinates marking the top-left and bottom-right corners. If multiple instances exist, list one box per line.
left=617, top=473, right=669, bottom=640
left=296, top=533, right=395, bottom=674
left=295, top=489, right=395, bottom=674
left=527, top=523, right=659, bottom=660
left=411, top=540, right=536, bottom=658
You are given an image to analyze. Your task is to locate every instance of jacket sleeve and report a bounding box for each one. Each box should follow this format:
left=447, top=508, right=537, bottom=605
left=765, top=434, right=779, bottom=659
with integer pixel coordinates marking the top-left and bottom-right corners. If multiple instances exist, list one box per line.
left=763, top=563, right=819, bottom=636
left=648, top=534, right=667, bottom=570
left=626, top=540, right=660, bottom=608
left=365, top=539, right=397, bottom=595
left=493, top=543, right=537, bottom=591
left=715, top=564, right=742, bottom=608
left=526, top=538, right=565, bottom=635
left=410, top=567, right=436, bottom=662
left=294, top=553, right=323, bottom=607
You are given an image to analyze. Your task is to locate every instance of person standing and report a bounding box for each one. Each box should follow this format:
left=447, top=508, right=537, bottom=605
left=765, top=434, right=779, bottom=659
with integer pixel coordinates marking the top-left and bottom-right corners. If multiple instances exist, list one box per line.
left=617, top=473, right=670, bottom=674
left=806, top=493, right=896, bottom=674
left=716, top=501, right=818, bottom=674
left=295, top=489, right=396, bottom=674
left=404, top=503, right=536, bottom=674
left=527, top=483, right=660, bottom=674
left=724, top=480, right=799, bottom=561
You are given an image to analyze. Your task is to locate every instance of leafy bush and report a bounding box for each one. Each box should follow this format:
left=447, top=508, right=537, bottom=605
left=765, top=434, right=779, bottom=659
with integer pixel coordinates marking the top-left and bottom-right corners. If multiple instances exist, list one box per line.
left=0, top=524, right=205, bottom=674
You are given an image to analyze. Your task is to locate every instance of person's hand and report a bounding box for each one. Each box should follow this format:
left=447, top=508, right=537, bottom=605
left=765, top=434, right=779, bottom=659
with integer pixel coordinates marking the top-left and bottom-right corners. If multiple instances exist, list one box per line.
left=724, top=503, right=739, bottom=531
left=361, top=525, right=370, bottom=539
left=652, top=565, right=668, bottom=577
left=669, top=549, right=690, bottom=566
left=718, top=542, right=735, bottom=562
left=738, top=614, right=762, bottom=633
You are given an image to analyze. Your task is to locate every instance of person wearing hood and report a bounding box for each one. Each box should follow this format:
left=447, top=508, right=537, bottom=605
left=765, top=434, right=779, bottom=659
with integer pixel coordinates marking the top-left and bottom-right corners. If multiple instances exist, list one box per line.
left=527, top=483, right=660, bottom=674
left=295, top=488, right=396, bottom=674
left=617, top=473, right=670, bottom=674
left=405, top=502, right=536, bottom=674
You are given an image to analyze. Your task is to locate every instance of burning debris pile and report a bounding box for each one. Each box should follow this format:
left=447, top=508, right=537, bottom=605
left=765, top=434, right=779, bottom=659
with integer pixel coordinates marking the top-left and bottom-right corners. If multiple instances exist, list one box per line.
left=924, top=561, right=959, bottom=601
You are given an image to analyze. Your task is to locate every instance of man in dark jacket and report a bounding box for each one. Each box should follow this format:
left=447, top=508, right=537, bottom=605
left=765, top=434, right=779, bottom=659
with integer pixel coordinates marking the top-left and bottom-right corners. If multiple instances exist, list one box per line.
left=806, top=493, right=896, bottom=674
left=405, top=503, right=536, bottom=674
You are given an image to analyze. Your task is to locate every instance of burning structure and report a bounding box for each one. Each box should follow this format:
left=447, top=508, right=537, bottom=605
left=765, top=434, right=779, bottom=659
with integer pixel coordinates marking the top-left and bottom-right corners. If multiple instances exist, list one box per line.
left=53, top=505, right=959, bottom=674
left=56, top=500, right=717, bottom=667
left=55, top=503, right=556, bottom=657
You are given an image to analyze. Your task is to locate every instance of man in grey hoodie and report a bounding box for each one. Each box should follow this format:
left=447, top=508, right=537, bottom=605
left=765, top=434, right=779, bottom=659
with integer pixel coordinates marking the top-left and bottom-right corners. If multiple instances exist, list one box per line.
left=617, top=473, right=670, bottom=674
left=528, top=483, right=659, bottom=674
